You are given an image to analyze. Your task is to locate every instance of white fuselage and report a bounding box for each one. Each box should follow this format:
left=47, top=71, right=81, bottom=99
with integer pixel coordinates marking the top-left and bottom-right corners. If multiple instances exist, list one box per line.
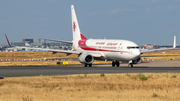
left=73, top=39, right=141, bottom=61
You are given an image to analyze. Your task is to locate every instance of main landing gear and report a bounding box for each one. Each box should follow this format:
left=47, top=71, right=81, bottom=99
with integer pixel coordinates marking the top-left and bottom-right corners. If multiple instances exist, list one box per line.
left=111, top=60, right=134, bottom=67
left=84, top=64, right=92, bottom=67
left=112, top=60, right=120, bottom=67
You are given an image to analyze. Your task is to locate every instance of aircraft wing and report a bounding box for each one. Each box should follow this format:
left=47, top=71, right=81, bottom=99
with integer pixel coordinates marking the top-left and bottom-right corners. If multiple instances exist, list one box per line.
left=5, top=34, right=102, bottom=56
left=140, top=36, right=176, bottom=54
left=41, top=38, right=73, bottom=44
left=13, top=46, right=103, bottom=57
left=17, top=46, right=80, bottom=54
left=140, top=48, right=175, bottom=54
left=5, top=34, right=78, bottom=54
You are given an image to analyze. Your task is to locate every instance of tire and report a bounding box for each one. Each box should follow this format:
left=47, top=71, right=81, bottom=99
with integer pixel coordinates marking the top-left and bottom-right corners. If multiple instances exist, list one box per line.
left=84, top=64, right=87, bottom=67
left=116, top=61, right=120, bottom=67
left=112, top=61, right=115, bottom=67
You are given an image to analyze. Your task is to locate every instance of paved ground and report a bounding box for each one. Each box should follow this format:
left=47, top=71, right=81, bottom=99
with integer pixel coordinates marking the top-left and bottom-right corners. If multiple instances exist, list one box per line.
left=0, top=61, right=180, bottom=77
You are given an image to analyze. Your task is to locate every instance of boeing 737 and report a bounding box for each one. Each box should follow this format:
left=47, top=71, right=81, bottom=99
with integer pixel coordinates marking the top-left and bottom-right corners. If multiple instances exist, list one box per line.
left=5, top=5, right=176, bottom=67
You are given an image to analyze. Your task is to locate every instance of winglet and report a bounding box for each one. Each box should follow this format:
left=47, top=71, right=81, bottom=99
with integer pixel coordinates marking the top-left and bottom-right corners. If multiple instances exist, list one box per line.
left=5, top=34, right=12, bottom=47
left=173, top=36, right=176, bottom=48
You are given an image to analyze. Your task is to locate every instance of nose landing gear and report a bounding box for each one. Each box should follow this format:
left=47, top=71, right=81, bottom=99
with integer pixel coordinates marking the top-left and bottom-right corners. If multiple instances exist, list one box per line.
left=128, top=63, right=133, bottom=68
left=128, top=60, right=133, bottom=68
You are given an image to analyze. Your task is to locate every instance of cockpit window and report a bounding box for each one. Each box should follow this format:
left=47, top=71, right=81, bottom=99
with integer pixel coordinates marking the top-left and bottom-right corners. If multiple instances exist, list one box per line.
left=127, top=46, right=139, bottom=49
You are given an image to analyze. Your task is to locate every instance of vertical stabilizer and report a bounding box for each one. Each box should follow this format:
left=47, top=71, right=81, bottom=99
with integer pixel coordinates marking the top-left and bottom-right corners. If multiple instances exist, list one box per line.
left=71, top=5, right=86, bottom=41
left=5, top=34, right=12, bottom=47
left=173, top=36, right=176, bottom=48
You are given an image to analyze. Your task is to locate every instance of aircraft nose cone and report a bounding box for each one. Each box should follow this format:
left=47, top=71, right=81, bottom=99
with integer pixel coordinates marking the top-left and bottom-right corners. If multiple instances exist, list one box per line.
left=132, top=50, right=141, bottom=59
left=135, top=50, right=140, bottom=56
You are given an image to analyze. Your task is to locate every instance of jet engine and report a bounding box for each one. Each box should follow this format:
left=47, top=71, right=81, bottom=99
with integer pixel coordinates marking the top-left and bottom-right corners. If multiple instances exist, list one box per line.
left=78, top=53, right=94, bottom=64
left=133, top=56, right=141, bottom=64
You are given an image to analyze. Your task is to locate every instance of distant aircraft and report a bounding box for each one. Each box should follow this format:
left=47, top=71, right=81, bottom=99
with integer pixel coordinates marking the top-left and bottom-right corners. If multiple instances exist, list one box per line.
left=5, top=5, right=177, bottom=67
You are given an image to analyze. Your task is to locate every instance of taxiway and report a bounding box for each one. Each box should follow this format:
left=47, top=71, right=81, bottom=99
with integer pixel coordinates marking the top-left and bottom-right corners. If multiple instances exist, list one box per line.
left=0, top=61, right=180, bottom=77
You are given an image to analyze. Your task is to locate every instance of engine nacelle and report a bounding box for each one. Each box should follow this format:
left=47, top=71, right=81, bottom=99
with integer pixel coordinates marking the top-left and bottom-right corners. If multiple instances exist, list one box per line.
left=133, top=56, right=141, bottom=64
left=78, top=53, right=94, bottom=64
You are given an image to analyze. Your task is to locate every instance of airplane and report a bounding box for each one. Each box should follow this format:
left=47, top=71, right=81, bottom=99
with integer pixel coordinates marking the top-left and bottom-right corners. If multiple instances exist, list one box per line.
left=5, top=5, right=177, bottom=67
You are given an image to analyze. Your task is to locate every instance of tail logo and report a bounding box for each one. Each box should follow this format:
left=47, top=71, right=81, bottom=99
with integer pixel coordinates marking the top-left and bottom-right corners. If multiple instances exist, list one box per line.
left=73, top=22, right=76, bottom=32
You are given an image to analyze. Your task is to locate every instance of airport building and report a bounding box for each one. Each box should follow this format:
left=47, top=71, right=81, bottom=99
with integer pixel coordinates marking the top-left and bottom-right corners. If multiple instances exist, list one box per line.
left=140, top=44, right=160, bottom=49
left=11, top=42, right=25, bottom=46
left=0, top=45, right=11, bottom=52
left=1, top=38, right=72, bottom=52
left=33, top=39, right=46, bottom=43
left=22, top=39, right=34, bottom=43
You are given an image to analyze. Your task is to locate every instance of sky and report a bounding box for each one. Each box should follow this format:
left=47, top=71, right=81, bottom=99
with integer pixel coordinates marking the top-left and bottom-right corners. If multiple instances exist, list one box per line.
left=0, top=0, right=180, bottom=45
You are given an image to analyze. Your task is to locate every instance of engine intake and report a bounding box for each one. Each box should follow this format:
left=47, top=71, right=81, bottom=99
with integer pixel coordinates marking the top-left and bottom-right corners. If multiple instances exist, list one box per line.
left=78, top=53, right=94, bottom=64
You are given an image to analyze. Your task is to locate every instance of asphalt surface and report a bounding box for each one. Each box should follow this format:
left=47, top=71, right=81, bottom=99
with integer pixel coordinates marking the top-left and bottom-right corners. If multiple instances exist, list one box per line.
left=0, top=61, right=180, bottom=77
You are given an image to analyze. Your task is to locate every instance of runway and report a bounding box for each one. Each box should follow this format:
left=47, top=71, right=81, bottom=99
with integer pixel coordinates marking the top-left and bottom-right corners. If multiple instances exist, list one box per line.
left=0, top=61, right=180, bottom=77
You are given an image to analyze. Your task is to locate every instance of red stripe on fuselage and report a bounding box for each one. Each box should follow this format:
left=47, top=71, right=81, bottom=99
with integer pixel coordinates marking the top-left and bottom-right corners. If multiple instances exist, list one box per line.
left=78, top=40, right=130, bottom=53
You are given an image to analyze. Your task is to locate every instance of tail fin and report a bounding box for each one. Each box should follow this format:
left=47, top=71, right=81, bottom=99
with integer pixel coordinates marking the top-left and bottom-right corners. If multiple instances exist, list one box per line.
left=71, top=5, right=87, bottom=41
left=5, top=34, right=13, bottom=47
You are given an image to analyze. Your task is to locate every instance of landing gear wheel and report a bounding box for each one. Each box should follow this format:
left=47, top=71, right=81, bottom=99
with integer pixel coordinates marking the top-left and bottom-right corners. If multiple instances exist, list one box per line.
left=128, top=64, right=133, bottom=68
left=89, top=64, right=92, bottom=67
left=112, top=61, right=115, bottom=67
left=116, top=61, right=120, bottom=67
left=84, top=64, right=88, bottom=67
